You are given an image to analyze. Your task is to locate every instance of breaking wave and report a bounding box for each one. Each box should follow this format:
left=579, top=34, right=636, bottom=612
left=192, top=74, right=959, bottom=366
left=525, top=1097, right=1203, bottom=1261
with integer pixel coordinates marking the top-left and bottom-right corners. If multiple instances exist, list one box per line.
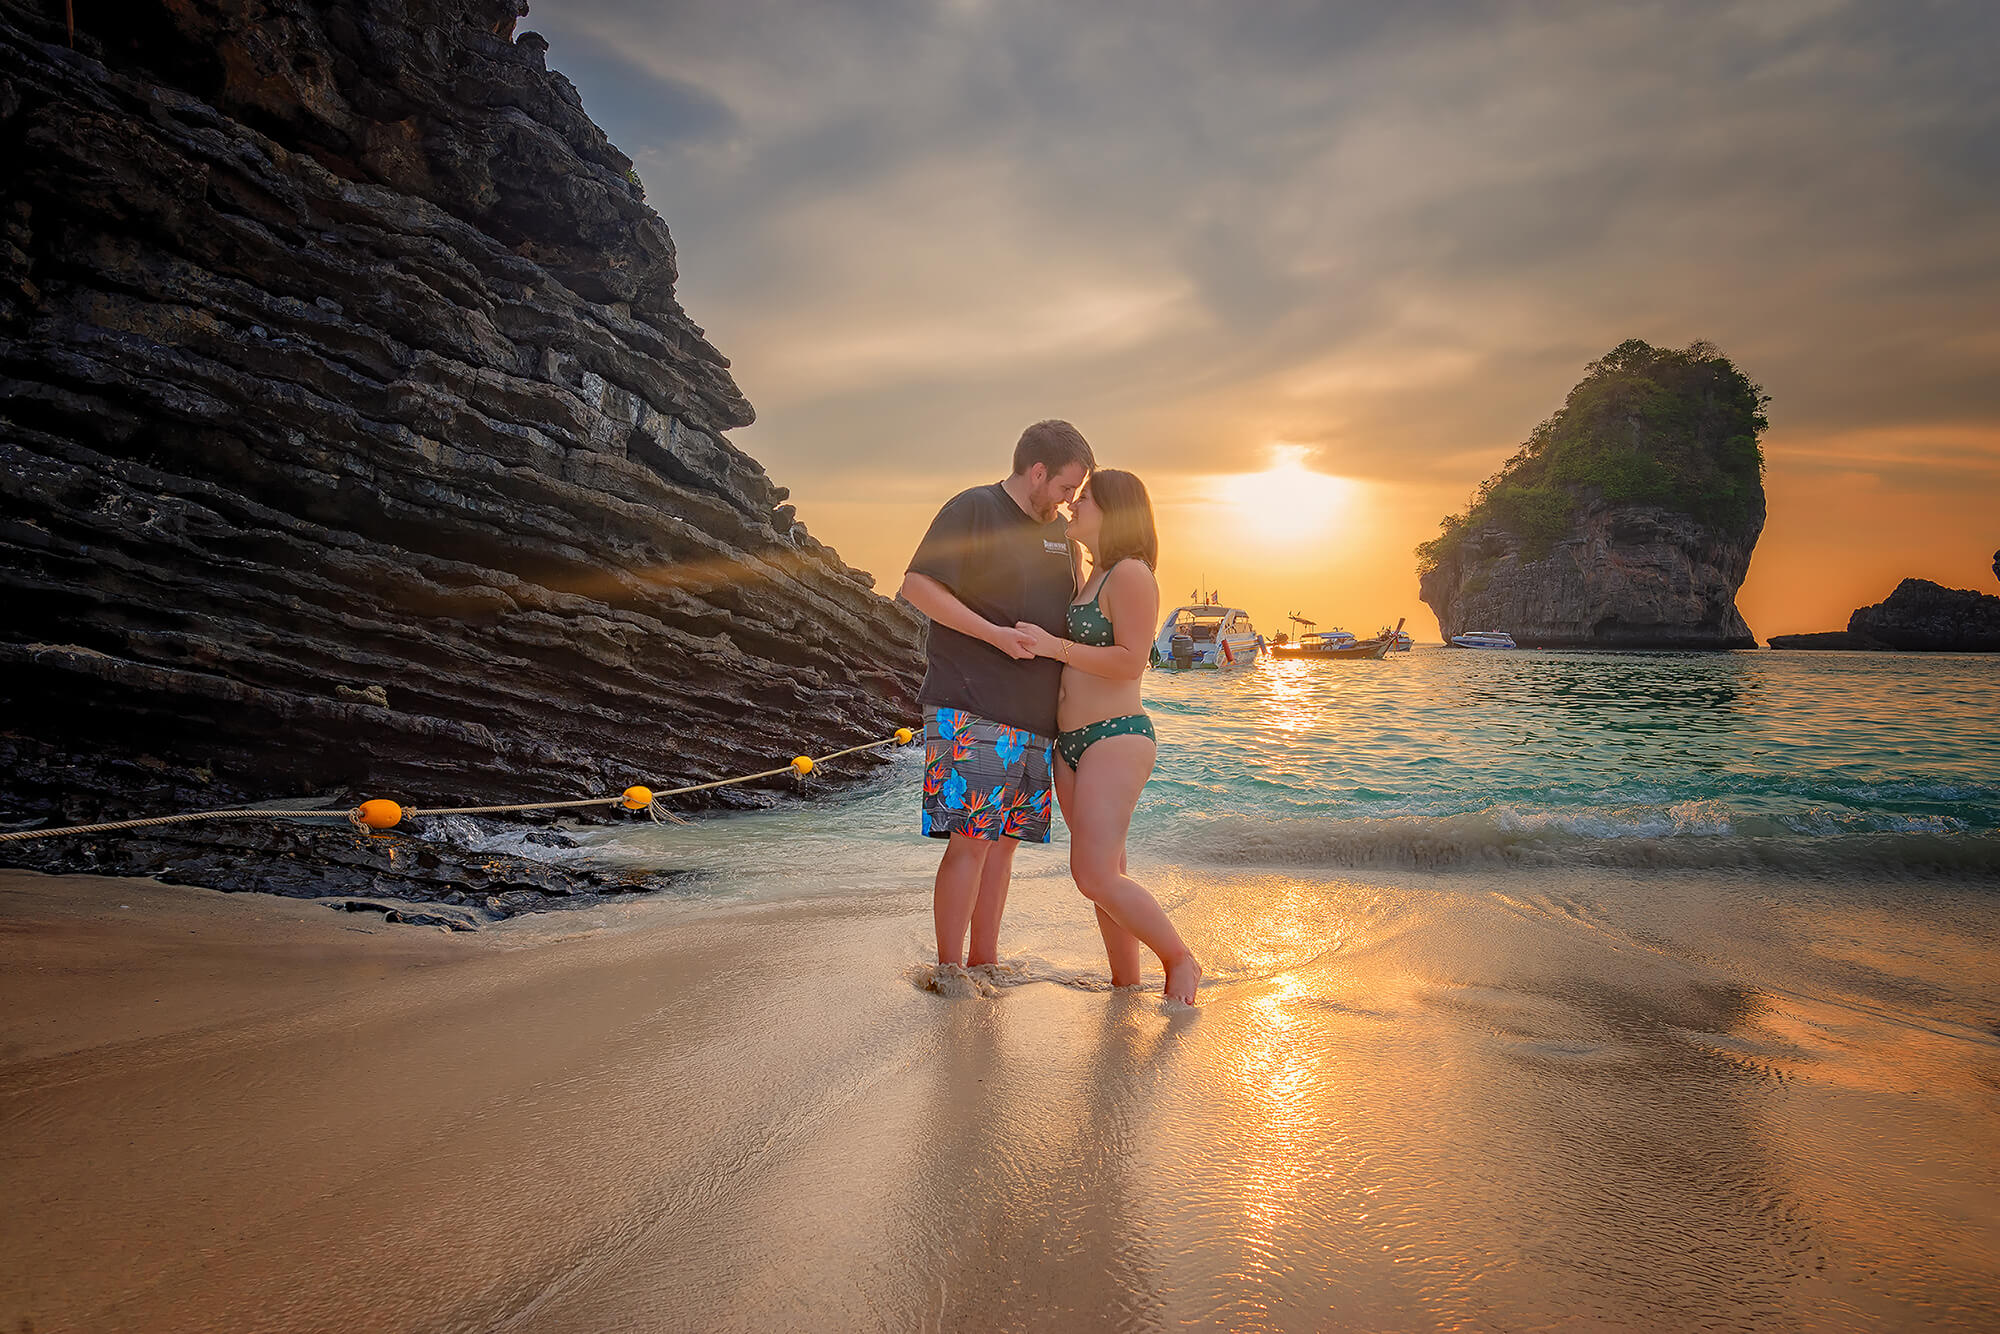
left=1154, top=809, right=2000, bottom=876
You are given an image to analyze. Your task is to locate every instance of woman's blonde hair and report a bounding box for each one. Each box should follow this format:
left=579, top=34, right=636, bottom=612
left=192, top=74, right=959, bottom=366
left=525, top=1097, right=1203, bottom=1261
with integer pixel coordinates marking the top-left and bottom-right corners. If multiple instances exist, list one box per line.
left=1085, top=469, right=1158, bottom=571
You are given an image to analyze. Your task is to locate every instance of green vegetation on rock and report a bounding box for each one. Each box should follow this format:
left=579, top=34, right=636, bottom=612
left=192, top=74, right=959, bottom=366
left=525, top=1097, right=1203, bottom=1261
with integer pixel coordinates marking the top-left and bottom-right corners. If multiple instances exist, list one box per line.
left=1416, top=339, right=1769, bottom=573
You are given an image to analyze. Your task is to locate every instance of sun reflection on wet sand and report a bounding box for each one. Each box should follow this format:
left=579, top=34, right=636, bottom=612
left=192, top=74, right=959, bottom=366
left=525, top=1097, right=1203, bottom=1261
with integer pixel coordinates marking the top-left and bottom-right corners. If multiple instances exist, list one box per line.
left=4, top=863, right=1998, bottom=1331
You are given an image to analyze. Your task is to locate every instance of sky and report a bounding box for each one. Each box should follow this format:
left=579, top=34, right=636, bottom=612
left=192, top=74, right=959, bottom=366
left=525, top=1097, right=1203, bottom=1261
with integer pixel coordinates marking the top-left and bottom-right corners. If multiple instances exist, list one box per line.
left=523, top=0, right=1999, bottom=640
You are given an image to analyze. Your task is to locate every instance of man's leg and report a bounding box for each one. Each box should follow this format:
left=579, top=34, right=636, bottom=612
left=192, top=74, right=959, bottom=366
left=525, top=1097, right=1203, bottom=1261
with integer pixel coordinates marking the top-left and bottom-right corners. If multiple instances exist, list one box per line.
left=966, top=836, right=1019, bottom=967
left=934, top=832, right=994, bottom=966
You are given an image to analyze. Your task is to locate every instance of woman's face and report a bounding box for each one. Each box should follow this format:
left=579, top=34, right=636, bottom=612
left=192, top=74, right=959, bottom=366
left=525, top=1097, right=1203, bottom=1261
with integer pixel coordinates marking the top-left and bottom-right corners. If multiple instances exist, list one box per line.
left=1066, top=485, right=1103, bottom=548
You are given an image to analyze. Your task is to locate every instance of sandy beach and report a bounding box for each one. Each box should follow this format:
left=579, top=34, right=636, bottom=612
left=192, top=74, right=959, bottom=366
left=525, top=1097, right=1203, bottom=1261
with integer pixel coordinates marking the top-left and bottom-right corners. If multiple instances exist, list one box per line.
left=5, top=861, right=1999, bottom=1332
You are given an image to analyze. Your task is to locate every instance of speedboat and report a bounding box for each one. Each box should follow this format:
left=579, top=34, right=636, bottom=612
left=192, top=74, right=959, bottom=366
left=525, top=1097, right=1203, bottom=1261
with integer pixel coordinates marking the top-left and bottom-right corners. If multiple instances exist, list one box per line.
left=1450, top=630, right=1518, bottom=649
left=1151, top=601, right=1263, bottom=670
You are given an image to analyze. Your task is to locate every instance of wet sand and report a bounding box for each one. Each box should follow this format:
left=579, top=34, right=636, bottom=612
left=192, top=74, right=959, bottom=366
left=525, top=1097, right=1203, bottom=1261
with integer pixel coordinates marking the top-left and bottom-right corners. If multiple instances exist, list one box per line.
left=4, top=864, right=1999, bottom=1332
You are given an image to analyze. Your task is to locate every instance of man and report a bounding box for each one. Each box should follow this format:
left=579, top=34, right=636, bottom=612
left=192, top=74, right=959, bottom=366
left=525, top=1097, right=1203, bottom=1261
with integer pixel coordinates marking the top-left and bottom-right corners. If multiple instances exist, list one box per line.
left=900, top=420, right=1094, bottom=968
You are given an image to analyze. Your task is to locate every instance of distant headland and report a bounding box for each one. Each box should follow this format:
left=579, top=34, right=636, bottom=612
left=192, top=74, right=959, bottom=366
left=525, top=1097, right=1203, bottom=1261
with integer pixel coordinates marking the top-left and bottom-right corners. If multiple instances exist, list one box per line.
left=1417, top=339, right=1767, bottom=650
left=1769, top=563, right=2000, bottom=652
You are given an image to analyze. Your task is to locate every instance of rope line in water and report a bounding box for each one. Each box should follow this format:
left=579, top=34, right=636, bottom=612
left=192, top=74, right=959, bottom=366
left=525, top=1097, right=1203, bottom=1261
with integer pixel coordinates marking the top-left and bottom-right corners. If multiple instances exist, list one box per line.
left=0, top=727, right=918, bottom=843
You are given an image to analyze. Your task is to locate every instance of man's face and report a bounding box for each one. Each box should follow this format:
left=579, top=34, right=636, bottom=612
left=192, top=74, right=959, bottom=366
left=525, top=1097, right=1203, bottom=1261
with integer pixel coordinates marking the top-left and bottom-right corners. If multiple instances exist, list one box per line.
left=1030, top=462, right=1090, bottom=523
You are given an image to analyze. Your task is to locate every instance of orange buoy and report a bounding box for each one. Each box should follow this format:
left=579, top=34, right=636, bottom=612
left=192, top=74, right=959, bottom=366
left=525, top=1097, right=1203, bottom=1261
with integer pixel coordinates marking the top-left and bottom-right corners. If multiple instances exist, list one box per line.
left=791, top=756, right=814, bottom=777
left=621, top=785, right=654, bottom=811
left=894, top=727, right=914, bottom=745
left=356, top=799, right=402, bottom=830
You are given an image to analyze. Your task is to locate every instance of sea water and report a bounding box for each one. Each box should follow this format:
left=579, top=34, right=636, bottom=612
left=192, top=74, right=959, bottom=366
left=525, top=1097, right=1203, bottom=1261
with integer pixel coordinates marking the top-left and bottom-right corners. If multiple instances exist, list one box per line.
left=449, top=649, right=2000, bottom=1329
left=546, top=647, right=2000, bottom=890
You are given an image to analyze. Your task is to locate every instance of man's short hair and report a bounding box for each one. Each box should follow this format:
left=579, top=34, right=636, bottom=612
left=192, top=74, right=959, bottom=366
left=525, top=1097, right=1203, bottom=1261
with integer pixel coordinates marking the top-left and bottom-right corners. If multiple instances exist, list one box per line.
left=1011, top=420, right=1095, bottom=478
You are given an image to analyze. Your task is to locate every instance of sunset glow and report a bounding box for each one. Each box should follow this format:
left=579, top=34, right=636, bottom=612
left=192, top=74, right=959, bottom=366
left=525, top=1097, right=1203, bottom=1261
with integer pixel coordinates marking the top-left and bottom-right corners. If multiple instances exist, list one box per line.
left=526, top=4, right=2000, bottom=641
left=1211, top=447, right=1360, bottom=551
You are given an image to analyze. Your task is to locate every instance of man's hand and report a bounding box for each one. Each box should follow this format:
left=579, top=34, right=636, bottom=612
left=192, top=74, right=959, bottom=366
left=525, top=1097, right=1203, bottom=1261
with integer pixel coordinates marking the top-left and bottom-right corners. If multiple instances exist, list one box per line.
left=1013, top=621, right=1062, bottom=659
left=988, top=624, right=1037, bottom=660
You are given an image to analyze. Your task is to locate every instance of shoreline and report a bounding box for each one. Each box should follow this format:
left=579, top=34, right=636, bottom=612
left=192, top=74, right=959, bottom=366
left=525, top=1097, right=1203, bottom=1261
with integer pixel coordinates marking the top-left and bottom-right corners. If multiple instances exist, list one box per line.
left=7, top=864, right=2000, bottom=1331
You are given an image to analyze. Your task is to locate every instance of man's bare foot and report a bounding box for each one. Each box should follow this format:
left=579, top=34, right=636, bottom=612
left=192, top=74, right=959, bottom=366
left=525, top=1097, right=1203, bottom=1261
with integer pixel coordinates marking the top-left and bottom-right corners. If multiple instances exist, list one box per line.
left=1163, top=953, right=1202, bottom=1005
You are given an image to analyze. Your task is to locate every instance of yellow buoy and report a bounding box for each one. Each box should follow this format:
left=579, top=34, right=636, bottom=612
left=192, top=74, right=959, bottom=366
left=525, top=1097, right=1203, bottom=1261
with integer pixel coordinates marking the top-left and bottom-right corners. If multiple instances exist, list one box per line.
left=356, top=799, right=402, bottom=830
left=791, top=755, right=814, bottom=777
left=621, top=785, right=653, bottom=810
left=894, top=727, right=914, bottom=745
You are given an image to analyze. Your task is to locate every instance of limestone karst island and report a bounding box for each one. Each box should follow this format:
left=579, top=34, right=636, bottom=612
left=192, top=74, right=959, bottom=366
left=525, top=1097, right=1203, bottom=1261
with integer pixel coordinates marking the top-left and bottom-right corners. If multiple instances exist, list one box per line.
left=1416, top=338, right=1769, bottom=650
left=3, top=1, right=1998, bottom=1331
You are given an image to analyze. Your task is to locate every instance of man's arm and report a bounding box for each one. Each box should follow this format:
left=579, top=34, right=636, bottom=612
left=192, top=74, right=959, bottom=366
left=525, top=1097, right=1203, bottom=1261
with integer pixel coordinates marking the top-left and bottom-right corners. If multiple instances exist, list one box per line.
left=900, top=572, right=1036, bottom=659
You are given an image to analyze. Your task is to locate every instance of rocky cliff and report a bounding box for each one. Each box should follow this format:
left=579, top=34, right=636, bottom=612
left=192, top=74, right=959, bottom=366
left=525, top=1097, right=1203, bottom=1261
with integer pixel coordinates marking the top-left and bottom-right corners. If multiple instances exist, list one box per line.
left=1417, top=339, right=1766, bottom=649
left=0, top=0, right=924, bottom=899
left=1417, top=504, right=1759, bottom=649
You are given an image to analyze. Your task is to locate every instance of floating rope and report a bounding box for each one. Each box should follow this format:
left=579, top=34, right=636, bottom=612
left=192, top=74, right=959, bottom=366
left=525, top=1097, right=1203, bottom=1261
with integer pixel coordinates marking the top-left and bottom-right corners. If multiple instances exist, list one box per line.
left=0, top=726, right=918, bottom=843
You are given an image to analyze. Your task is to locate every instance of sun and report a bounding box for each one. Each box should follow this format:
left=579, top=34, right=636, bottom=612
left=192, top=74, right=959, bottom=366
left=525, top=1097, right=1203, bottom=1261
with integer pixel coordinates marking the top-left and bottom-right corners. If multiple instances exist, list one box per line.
left=1215, top=445, right=1358, bottom=546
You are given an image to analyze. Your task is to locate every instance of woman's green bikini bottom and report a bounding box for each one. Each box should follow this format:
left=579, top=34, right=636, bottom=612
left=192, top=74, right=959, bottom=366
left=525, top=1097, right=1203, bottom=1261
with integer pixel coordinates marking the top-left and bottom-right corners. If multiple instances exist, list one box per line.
left=1056, top=712, right=1156, bottom=769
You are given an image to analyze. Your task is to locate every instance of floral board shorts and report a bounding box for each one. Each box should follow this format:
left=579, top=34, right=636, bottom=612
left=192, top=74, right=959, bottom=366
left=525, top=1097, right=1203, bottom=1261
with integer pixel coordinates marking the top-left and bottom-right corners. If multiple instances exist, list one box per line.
left=921, top=706, right=1056, bottom=843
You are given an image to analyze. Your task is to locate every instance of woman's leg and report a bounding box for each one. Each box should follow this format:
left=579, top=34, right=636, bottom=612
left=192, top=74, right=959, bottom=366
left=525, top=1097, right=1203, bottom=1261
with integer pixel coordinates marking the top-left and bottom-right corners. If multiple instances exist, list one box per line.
left=1066, top=735, right=1202, bottom=1003
left=1048, top=756, right=1144, bottom=988
left=1056, top=755, right=1144, bottom=985
left=1093, top=856, right=1146, bottom=988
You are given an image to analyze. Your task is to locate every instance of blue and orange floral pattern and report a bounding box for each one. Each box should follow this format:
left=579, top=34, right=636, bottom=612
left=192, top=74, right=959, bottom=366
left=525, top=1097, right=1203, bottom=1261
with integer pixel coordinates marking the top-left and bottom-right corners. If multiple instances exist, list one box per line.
left=919, top=706, right=1055, bottom=843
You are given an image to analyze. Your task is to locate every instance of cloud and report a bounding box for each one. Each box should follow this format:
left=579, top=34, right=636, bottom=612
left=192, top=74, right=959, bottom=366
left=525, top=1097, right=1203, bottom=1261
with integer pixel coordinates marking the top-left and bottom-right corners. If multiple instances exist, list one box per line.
left=519, top=0, right=2000, bottom=618
left=538, top=25, right=738, bottom=151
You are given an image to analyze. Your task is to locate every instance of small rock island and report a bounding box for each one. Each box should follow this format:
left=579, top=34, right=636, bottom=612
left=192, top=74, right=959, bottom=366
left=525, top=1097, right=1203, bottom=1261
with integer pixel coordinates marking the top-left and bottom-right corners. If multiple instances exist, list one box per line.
left=1769, top=570, right=2000, bottom=652
left=1417, top=339, right=1767, bottom=649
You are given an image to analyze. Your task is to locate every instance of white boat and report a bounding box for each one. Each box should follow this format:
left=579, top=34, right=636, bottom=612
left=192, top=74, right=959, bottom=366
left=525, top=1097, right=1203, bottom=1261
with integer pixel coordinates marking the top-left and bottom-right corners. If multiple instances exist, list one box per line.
left=1379, top=627, right=1414, bottom=652
left=1151, top=602, right=1263, bottom=670
left=1450, top=630, right=1518, bottom=649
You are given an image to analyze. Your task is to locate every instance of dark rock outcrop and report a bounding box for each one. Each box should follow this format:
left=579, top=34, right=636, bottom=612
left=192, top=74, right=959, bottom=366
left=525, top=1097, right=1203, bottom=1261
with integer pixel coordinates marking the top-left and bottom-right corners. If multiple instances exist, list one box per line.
left=0, top=0, right=924, bottom=895
left=1770, top=577, right=2000, bottom=652
left=1848, top=579, right=2000, bottom=652
left=1417, top=340, right=1767, bottom=649
left=1765, top=630, right=1883, bottom=651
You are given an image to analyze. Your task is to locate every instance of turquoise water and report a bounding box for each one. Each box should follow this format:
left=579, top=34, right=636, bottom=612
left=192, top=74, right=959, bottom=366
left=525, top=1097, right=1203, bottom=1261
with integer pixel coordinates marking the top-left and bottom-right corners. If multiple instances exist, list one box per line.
left=1143, top=646, right=2000, bottom=871
left=565, top=648, right=2000, bottom=886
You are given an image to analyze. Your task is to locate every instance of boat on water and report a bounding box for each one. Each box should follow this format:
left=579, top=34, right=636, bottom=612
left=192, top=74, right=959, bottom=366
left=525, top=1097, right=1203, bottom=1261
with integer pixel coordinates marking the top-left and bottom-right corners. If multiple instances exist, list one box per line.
left=1271, top=616, right=1406, bottom=661
left=1380, top=626, right=1415, bottom=652
left=1272, top=631, right=1389, bottom=660
left=1150, top=599, right=1263, bottom=670
left=1450, top=630, right=1518, bottom=649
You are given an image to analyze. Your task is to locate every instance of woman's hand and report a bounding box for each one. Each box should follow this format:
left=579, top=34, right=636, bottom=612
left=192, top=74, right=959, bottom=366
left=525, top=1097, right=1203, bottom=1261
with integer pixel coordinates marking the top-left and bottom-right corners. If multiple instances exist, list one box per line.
left=1013, top=621, right=1065, bottom=659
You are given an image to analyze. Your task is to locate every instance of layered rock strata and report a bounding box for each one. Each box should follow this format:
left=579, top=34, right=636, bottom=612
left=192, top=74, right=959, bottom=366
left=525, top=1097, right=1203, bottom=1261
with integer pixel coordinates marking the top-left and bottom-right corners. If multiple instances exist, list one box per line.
left=1420, top=502, right=1759, bottom=649
left=0, top=0, right=924, bottom=899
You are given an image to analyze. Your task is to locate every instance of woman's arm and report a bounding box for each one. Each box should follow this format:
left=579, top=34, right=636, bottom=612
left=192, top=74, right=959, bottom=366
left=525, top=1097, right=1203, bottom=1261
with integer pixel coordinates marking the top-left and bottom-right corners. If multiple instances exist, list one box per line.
left=1014, top=562, right=1159, bottom=680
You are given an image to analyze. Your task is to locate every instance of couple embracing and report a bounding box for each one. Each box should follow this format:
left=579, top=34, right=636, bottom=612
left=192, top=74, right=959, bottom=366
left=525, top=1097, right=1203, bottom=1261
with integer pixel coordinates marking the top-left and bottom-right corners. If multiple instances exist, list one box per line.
left=899, top=421, right=1202, bottom=1004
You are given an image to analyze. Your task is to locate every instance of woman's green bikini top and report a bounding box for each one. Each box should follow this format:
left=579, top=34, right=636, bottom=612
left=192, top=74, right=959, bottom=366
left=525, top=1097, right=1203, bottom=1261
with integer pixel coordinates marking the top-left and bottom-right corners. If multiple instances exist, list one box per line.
left=1066, top=560, right=1127, bottom=647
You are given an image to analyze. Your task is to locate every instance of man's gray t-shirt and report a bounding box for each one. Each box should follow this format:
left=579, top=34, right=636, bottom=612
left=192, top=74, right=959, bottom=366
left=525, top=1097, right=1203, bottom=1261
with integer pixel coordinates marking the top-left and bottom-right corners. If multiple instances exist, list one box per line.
left=907, top=482, right=1074, bottom=739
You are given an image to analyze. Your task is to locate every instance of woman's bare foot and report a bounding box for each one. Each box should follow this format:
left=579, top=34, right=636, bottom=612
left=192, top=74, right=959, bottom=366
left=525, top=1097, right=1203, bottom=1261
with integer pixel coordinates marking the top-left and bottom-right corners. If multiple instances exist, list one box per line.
left=1163, top=953, right=1202, bottom=1005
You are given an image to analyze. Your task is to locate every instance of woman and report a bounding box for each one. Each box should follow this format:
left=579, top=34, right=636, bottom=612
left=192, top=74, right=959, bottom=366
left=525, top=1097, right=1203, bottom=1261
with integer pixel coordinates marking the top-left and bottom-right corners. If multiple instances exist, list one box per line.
left=1015, top=470, right=1202, bottom=1004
